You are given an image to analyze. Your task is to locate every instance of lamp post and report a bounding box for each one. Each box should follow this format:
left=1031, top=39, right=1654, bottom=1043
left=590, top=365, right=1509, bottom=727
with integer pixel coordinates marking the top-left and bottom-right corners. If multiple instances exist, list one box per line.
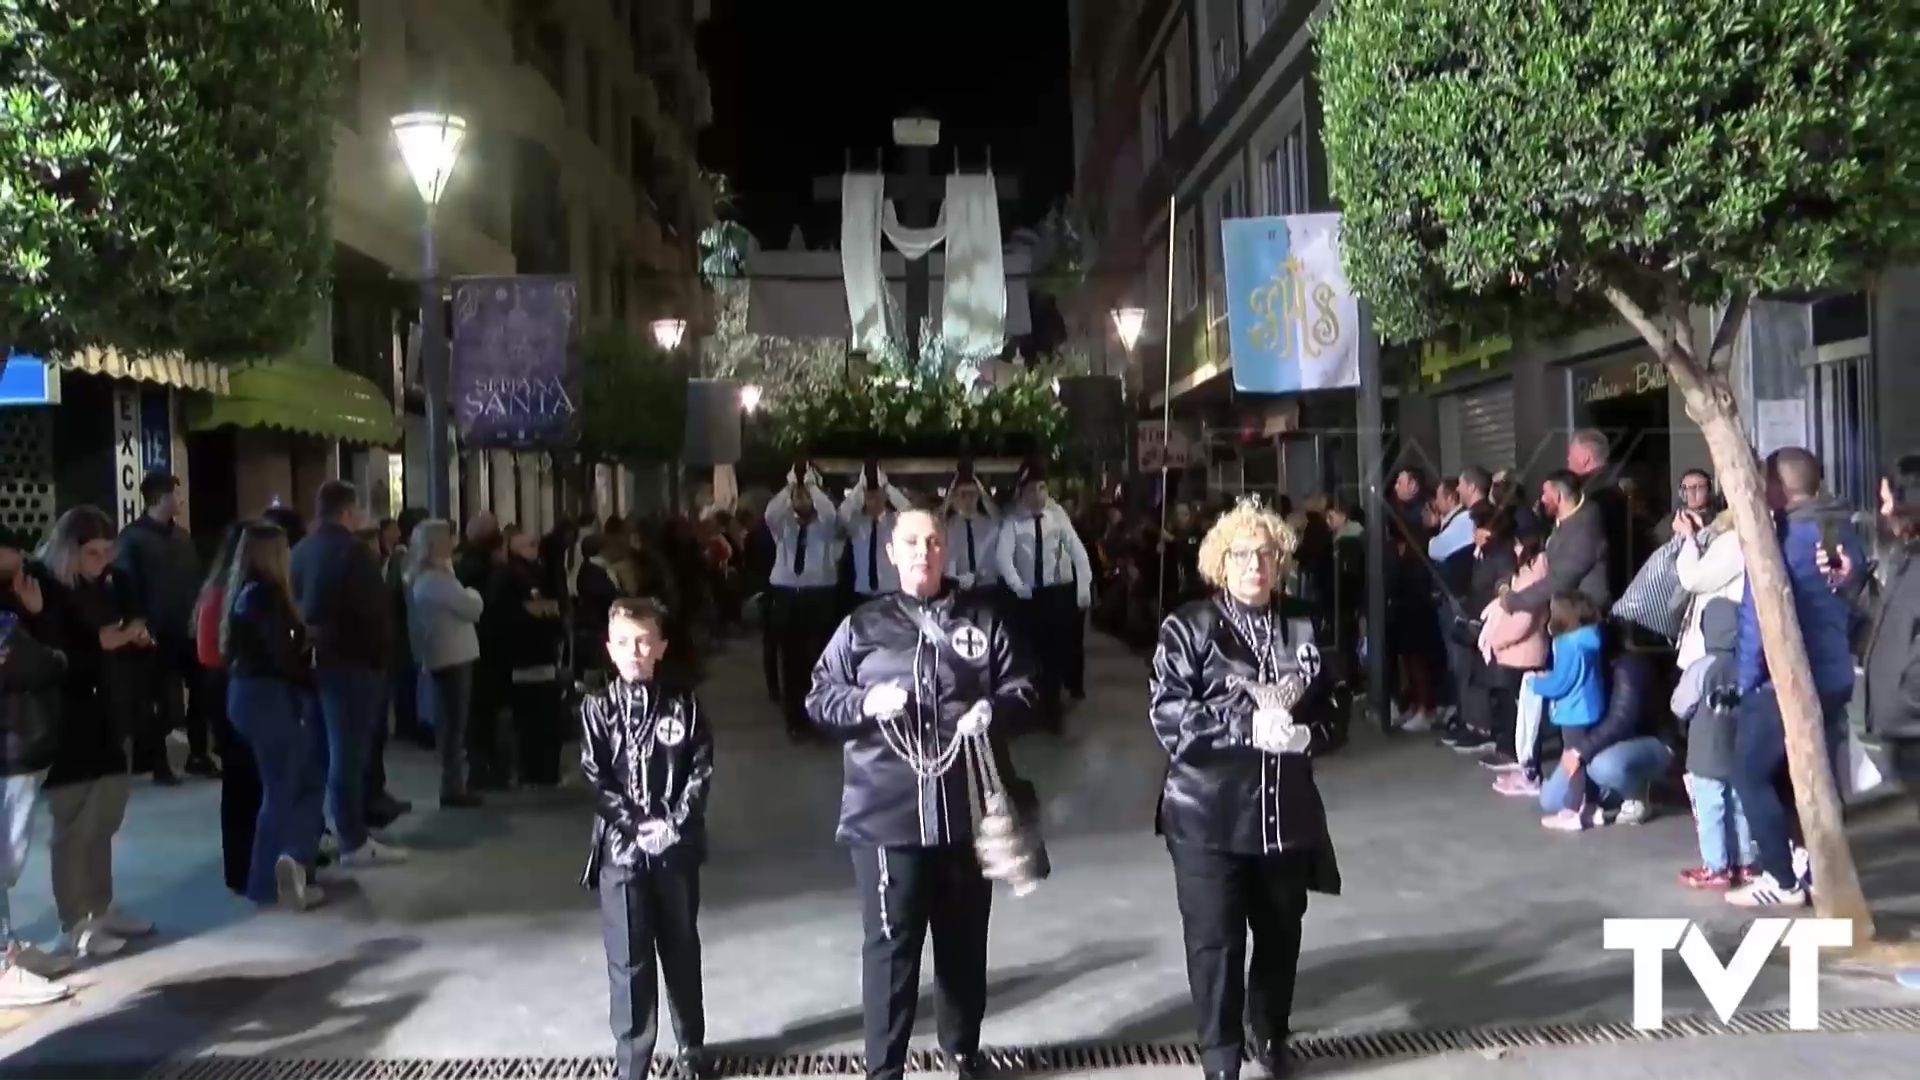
left=1111, top=305, right=1147, bottom=356
left=739, top=384, right=763, bottom=413
left=650, top=317, right=688, bottom=352
left=392, top=111, right=469, bottom=518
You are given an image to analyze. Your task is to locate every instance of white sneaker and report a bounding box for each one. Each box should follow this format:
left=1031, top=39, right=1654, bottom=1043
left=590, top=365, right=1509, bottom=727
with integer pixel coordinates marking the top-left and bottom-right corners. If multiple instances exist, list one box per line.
left=274, top=854, right=326, bottom=911
left=340, top=838, right=411, bottom=866
left=1541, top=808, right=1592, bottom=832
left=0, top=960, right=73, bottom=1007
left=1727, top=871, right=1810, bottom=908
left=94, top=907, right=154, bottom=939
left=1613, top=799, right=1652, bottom=825
left=58, top=919, right=126, bottom=959
left=1399, top=711, right=1436, bottom=733
left=9, top=942, right=73, bottom=979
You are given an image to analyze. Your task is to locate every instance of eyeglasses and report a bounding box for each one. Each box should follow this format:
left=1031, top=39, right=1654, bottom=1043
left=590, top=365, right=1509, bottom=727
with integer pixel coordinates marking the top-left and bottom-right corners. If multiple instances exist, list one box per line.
left=1226, top=547, right=1280, bottom=568
left=1680, top=482, right=1711, bottom=493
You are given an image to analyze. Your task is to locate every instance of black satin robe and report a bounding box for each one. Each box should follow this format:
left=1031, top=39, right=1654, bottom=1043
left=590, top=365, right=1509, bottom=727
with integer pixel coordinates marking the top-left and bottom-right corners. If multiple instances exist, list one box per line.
left=1150, top=593, right=1342, bottom=894
left=806, top=586, right=1038, bottom=848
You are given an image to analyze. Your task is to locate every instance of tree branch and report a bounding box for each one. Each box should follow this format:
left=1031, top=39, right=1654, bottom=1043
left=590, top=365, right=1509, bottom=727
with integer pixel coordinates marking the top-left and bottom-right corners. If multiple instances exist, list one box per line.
left=1603, top=286, right=1669, bottom=354
left=1706, top=290, right=1752, bottom=372
left=1666, top=303, right=1696, bottom=363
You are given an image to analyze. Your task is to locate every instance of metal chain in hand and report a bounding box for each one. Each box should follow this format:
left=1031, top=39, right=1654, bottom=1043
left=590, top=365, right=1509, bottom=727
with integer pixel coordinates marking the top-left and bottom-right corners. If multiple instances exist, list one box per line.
left=873, top=639, right=966, bottom=782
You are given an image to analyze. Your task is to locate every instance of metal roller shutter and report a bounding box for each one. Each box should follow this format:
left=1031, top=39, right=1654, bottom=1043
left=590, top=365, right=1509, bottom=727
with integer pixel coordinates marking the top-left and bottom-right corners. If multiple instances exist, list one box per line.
left=1437, top=381, right=1516, bottom=478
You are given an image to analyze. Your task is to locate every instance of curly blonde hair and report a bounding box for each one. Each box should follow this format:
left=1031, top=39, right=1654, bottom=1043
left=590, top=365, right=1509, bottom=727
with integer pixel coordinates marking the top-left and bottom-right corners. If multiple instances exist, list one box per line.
left=1197, top=502, right=1298, bottom=590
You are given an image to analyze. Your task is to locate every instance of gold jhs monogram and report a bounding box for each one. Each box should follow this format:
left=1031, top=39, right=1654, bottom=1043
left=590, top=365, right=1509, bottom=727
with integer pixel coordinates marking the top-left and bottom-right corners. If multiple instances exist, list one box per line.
left=1248, top=253, right=1341, bottom=360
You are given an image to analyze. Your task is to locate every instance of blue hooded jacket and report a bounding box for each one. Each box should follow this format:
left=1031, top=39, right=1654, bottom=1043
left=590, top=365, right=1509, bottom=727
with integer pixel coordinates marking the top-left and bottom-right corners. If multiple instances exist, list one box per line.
left=1737, top=496, right=1864, bottom=700
left=1529, top=623, right=1605, bottom=728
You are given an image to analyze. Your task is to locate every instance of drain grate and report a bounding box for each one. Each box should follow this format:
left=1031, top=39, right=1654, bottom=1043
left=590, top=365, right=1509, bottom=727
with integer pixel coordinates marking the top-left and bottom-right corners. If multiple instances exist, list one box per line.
left=123, top=1005, right=1920, bottom=1079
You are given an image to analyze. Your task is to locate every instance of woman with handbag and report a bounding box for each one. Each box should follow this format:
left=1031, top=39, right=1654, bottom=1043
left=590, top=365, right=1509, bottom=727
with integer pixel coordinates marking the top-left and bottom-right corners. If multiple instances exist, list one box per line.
left=1149, top=497, right=1344, bottom=1080
left=806, top=507, right=1043, bottom=1080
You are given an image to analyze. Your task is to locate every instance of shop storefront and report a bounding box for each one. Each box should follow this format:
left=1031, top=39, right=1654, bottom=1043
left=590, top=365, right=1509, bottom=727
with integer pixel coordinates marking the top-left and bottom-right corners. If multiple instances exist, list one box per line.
left=1568, top=346, right=1673, bottom=501
left=1421, top=334, right=1519, bottom=478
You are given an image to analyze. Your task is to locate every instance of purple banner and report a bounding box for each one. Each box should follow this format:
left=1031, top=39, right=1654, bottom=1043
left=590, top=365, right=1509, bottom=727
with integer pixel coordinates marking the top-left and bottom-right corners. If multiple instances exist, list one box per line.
left=450, top=275, right=580, bottom=448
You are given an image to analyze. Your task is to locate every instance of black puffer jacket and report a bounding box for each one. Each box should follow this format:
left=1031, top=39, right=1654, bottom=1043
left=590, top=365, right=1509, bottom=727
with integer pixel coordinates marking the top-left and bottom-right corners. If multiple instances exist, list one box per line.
left=806, top=586, right=1038, bottom=848
left=579, top=678, right=714, bottom=886
left=1, top=583, right=66, bottom=777
left=1149, top=594, right=1342, bottom=894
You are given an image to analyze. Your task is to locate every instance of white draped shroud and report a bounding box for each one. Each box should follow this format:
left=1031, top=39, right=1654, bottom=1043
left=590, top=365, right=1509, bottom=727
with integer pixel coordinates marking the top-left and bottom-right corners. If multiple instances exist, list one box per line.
left=839, top=172, right=1008, bottom=358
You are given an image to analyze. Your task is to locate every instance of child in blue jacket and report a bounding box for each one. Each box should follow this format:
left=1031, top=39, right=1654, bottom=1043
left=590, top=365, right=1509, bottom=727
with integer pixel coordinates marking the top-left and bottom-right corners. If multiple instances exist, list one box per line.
left=1527, top=591, right=1607, bottom=828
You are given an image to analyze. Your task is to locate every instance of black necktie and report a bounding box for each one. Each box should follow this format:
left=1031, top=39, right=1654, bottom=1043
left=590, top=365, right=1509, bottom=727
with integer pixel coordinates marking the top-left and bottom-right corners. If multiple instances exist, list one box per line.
left=966, top=518, right=977, bottom=574
left=793, top=521, right=808, bottom=577
left=866, top=518, right=879, bottom=592
left=1032, top=515, right=1044, bottom=588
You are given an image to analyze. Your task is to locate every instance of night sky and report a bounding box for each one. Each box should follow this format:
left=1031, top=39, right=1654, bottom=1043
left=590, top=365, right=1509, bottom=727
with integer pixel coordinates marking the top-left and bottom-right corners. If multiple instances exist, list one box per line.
left=699, top=0, right=1074, bottom=247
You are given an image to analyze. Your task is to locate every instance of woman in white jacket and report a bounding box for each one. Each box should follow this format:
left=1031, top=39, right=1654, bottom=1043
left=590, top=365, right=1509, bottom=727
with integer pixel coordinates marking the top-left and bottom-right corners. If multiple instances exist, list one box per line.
left=1674, top=511, right=1745, bottom=671
left=406, top=520, right=485, bottom=808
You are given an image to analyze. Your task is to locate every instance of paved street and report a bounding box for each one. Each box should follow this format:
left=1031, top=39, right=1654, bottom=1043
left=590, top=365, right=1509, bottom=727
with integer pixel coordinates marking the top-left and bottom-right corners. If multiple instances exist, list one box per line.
left=1, top=630, right=1917, bottom=1077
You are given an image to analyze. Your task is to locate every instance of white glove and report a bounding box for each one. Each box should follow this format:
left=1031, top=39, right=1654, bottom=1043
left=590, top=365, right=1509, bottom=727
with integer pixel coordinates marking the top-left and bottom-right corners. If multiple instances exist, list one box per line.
left=1076, top=591, right=1091, bottom=612
left=1252, top=707, right=1310, bottom=754
left=863, top=683, right=910, bottom=719
left=786, top=466, right=799, bottom=485
left=957, top=700, right=992, bottom=737
left=955, top=572, right=977, bottom=590
left=635, top=819, right=679, bottom=857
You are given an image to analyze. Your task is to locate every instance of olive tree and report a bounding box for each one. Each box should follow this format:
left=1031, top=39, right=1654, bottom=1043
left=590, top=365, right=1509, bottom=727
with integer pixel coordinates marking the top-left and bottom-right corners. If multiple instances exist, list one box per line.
left=1, top=0, right=344, bottom=366
left=1318, top=0, right=1920, bottom=936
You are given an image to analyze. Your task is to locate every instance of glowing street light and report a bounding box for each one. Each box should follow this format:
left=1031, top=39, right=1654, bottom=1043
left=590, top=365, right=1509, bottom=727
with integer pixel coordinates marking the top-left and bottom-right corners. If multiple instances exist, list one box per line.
left=740, top=384, right=763, bottom=413
left=1111, top=306, right=1148, bottom=353
left=391, top=110, right=470, bottom=518
left=391, top=112, right=469, bottom=207
left=651, top=317, right=688, bottom=352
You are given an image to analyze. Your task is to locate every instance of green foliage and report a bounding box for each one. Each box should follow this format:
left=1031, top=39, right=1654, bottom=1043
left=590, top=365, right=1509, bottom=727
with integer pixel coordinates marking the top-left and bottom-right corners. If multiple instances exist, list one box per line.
left=698, top=219, right=752, bottom=283
left=1, top=0, right=345, bottom=361
left=580, top=325, right=688, bottom=463
left=767, top=364, right=1067, bottom=458
left=1316, top=0, right=1920, bottom=342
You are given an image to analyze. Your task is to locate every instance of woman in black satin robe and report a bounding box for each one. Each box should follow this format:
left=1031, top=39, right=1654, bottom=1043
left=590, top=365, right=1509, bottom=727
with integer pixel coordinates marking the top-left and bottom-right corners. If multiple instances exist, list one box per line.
left=1149, top=498, right=1344, bottom=1080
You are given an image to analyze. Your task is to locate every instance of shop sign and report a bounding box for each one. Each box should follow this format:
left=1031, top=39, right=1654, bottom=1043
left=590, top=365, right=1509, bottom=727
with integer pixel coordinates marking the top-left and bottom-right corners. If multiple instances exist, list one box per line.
left=1138, top=420, right=1198, bottom=471
left=140, top=389, right=173, bottom=476
left=113, top=387, right=143, bottom=528
left=0, top=353, right=60, bottom=406
left=1420, top=334, right=1512, bottom=383
left=451, top=275, right=581, bottom=449
left=1576, top=357, right=1669, bottom=404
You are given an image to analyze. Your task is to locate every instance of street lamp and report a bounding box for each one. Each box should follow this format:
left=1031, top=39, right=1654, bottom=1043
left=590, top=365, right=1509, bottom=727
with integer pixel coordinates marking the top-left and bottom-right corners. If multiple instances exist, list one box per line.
left=740, top=384, right=763, bottom=413
left=392, top=110, right=469, bottom=518
left=651, top=318, right=688, bottom=352
left=1111, top=305, right=1147, bottom=353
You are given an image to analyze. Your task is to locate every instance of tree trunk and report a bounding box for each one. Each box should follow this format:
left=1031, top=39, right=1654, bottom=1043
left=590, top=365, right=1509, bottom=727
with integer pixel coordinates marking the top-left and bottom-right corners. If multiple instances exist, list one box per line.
left=1604, top=290, right=1873, bottom=939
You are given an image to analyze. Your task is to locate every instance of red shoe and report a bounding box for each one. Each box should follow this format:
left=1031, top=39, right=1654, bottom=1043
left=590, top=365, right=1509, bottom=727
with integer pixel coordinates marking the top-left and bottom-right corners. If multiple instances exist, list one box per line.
left=1680, top=866, right=1734, bottom=889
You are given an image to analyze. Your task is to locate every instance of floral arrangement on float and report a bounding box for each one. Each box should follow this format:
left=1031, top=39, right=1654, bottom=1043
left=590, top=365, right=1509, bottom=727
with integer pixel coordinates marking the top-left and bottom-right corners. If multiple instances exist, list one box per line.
left=765, top=319, right=1068, bottom=460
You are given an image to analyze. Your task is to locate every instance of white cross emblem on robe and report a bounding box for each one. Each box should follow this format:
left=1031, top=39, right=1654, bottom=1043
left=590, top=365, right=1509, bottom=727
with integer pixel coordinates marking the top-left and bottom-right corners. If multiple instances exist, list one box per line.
left=952, top=624, right=989, bottom=662
left=655, top=713, right=687, bottom=747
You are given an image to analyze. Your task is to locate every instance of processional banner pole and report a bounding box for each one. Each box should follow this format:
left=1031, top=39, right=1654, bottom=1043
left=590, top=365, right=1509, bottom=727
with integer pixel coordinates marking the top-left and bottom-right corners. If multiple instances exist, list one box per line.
left=1157, top=195, right=1177, bottom=621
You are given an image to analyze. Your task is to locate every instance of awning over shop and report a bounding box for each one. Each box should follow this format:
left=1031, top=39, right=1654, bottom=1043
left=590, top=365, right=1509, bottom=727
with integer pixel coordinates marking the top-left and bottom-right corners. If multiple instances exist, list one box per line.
left=57, top=347, right=230, bottom=394
left=187, top=359, right=400, bottom=446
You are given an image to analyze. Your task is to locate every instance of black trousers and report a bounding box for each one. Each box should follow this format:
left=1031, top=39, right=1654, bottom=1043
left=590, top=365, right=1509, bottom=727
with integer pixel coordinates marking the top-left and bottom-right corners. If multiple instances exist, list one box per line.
left=760, top=592, right=782, bottom=700
left=1167, top=840, right=1311, bottom=1079
left=779, top=587, right=838, bottom=735
left=599, top=855, right=705, bottom=1080
left=508, top=679, right=565, bottom=787
left=132, top=641, right=208, bottom=776
left=468, top=660, right=510, bottom=788
left=1025, top=586, right=1083, bottom=722
left=851, top=845, right=993, bottom=1080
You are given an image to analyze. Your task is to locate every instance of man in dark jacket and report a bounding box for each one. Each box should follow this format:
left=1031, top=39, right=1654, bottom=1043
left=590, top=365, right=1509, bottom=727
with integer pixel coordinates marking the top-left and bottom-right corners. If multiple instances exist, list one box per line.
left=805, top=508, right=1039, bottom=1080
left=1728, top=448, right=1865, bottom=908
left=290, top=480, right=403, bottom=867
left=1504, top=470, right=1612, bottom=615
left=114, top=471, right=213, bottom=783
left=2, top=523, right=72, bottom=995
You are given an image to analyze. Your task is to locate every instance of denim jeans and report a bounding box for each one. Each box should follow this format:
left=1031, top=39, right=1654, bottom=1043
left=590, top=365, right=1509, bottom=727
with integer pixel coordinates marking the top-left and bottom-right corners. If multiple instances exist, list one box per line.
left=428, top=663, right=473, bottom=797
left=314, top=667, right=384, bottom=854
left=0, top=770, right=45, bottom=939
left=1687, top=773, right=1754, bottom=873
left=1732, top=684, right=1851, bottom=887
left=1539, top=736, right=1674, bottom=814
left=228, top=675, right=325, bottom=905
